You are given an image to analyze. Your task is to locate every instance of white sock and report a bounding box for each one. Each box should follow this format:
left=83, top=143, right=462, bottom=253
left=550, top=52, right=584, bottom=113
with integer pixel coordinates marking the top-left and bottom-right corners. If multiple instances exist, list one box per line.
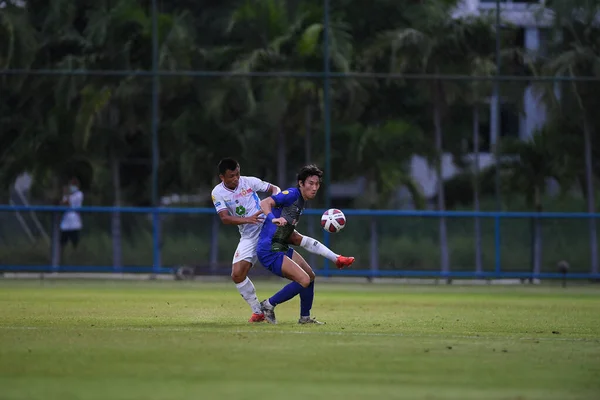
left=300, top=236, right=339, bottom=262
left=235, top=277, right=262, bottom=314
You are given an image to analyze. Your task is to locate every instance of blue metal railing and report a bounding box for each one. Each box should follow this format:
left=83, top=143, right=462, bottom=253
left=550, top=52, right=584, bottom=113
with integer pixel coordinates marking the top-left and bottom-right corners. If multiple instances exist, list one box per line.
left=1, top=204, right=600, bottom=280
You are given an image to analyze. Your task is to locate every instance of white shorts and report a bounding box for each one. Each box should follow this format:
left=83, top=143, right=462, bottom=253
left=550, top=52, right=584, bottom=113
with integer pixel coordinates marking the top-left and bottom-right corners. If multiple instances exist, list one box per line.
left=232, top=236, right=259, bottom=265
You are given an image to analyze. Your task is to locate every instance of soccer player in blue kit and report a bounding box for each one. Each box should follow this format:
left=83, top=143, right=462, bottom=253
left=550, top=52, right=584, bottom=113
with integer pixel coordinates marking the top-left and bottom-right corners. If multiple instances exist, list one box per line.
left=257, top=164, right=354, bottom=324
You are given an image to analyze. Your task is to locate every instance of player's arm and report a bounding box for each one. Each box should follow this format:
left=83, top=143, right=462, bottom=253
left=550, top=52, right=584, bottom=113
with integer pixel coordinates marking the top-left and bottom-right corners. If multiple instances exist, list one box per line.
left=260, top=197, right=276, bottom=220
left=59, top=187, right=69, bottom=205
left=246, top=176, right=280, bottom=195
left=217, top=210, right=262, bottom=226
left=212, top=192, right=261, bottom=226
left=261, top=189, right=297, bottom=226
left=268, top=184, right=281, bottom=195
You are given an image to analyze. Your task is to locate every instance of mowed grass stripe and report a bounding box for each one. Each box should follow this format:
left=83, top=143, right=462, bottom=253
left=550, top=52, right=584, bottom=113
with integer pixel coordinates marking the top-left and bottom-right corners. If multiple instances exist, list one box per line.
left=0, top=280, right=599, bottom=400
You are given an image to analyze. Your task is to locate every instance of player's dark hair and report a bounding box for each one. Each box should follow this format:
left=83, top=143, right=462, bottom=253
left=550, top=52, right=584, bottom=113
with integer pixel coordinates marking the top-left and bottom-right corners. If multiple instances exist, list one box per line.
left=297, top=164, right=323, bottom=186
left=218, top=158, right=239, bottom=175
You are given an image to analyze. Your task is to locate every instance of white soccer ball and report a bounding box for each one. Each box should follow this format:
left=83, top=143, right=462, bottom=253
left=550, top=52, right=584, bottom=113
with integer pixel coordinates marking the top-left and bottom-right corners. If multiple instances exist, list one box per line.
left=321, top=208, right=346, bottom=233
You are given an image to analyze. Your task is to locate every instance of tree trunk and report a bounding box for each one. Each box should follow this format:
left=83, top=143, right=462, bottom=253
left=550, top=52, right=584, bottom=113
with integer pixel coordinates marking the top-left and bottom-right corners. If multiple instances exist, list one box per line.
left=209, top=215, right=220, bottom=274
left=110, top=149, right=123, bottom=271
left=583, top=114, right=598, bottom=274
left=51, top=212, right=61, bottom=270
left=370, top=217, right=379, bottom=276
left=209, top=175, right=220, bottom=274
left=473, top=105, right=483, bottom=275
left=277, top=122, right=286, bottom=188
left=51, top=175, right=61, bottom=270
left=305, top=105, right=317, bottom=267
left=305, top=105, right=312, bottom=164
left=434, top=88, right=450, bottom=275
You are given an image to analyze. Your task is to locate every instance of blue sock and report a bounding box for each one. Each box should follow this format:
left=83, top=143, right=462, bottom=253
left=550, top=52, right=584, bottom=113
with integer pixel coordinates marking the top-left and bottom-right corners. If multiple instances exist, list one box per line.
left=269, top=281, right=304, bottom=306
left=300, top=281, right=315, bottom=317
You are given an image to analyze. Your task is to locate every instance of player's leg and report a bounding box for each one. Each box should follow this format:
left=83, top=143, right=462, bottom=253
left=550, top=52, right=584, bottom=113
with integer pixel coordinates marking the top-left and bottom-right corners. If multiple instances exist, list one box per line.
left=291, top=251, right=324, bottom=325
left=259, top=252, right=310, bottom=324
left=232, top=238, right=264, bottom=322
left=289, top=231, right=355, bottom=269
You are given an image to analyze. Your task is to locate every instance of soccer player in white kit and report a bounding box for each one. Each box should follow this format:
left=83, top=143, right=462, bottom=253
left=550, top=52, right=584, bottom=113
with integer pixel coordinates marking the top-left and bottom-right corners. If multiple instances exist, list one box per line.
left=211, top=158, right=355, bottom=322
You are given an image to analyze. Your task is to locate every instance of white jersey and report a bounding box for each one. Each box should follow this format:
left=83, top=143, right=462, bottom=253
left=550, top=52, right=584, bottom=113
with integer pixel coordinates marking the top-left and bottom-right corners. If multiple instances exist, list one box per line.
left=60, top=190, right=84, bottom=231
left=211, top=176, right=272, bottom=238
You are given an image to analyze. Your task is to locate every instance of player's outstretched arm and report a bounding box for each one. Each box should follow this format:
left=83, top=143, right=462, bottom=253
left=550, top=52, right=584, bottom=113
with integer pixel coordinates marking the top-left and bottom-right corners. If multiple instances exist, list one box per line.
left=260, top=197, right=275, bottom=217
left=260, top=197, right=286, bottom=226
left=246, top=176, right=280, bottom=195
left=217, top=210, right=263, bottom=226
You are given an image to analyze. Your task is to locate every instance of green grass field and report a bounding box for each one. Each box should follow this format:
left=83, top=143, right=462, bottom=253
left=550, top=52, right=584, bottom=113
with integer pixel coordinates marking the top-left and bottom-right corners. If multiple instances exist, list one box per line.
left=0, top=280, right=599, bottom=400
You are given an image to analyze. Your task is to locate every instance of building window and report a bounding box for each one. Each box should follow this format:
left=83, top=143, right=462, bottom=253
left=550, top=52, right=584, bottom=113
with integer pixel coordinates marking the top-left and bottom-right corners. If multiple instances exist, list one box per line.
left=473, top=101, right=521, bottom=152
left=499, top=104, right=520, bottom=139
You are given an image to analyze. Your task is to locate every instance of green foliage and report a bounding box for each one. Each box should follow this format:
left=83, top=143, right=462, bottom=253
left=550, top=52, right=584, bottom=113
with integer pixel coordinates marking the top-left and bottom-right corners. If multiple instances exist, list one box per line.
left=0, top=0, right=599, bottom=215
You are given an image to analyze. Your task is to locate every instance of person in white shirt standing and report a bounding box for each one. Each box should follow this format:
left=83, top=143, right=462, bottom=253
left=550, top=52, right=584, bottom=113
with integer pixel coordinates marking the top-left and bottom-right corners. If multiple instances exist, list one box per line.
left=60, top=178, right=84, bottom=258
left=212, top=158, right=351, bottom=323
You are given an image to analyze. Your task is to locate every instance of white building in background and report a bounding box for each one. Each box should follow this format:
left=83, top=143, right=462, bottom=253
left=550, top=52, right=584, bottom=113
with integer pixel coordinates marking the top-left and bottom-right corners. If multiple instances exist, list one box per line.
left=408, top=0, right=555, bottom=202
left=456, top=0, right=553, bottom=142
left=330, top=1, right=556, bottom=204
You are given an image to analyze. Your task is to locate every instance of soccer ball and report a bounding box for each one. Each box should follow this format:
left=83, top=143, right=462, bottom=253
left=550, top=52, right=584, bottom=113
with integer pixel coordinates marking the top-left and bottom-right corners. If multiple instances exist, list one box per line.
left=321, top=208, right=346, bottom=233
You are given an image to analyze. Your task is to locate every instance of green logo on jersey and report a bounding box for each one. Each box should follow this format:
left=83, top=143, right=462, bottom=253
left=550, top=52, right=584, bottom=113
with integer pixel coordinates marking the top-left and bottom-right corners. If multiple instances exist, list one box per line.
left=235, top=205, right=246, bottom=216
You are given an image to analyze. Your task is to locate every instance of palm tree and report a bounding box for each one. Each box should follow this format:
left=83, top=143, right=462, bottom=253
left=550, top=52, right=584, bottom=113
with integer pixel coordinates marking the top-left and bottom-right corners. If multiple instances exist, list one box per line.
left=365, top=1, right=497, bottom=274
left=207, top=0, right=360, bottom=187
left=499, top=130, right=569, bottom=276
left=0, top=2, right=39, bottom=188
left=466, top=55, right=496, bottom=275
left=535, top=0, right=600, bottom=274
left=3, top=0, right=200, bottom=268
left=340, top=119, right=428, bottom=271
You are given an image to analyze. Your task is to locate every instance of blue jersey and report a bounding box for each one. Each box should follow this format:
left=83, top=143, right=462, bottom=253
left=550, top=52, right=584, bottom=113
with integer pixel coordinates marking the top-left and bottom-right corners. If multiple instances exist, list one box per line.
left=257, top=188, right=305, bottom=252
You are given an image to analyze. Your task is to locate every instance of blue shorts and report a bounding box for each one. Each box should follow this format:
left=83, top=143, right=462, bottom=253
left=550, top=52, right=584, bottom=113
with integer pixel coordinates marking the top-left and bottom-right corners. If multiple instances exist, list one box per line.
left=257, top=247, right=294, bottom=278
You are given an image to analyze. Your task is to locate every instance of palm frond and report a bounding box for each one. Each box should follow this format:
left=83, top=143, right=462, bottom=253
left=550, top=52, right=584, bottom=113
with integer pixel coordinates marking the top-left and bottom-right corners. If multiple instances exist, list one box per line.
left=74, top=84, right=113, bottom=151
left=297, top=23, right=322, bottom=56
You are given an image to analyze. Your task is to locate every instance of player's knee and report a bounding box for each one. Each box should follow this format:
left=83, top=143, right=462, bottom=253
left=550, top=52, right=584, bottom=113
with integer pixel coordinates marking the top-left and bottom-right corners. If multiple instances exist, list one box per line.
left=231, top=262, right=250, bottom=283
left=231, top=271, right=246, bottom=284
left=298, top=275, right=311, bottom=288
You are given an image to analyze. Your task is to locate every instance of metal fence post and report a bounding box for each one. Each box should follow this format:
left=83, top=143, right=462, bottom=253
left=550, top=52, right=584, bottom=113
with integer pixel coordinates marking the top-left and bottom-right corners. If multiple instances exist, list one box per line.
left=51, top=212, right=60, bottom=272
left=152, top=209, right=161, bottom=274
left=369, top=217, right=379, bottom=278
left=494, top=215, right=502, bottom=277
left=150, top=0, right=161, bottom=276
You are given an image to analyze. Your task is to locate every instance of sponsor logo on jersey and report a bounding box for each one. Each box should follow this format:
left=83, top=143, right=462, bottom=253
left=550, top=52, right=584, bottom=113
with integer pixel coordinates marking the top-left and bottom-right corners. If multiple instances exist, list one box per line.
left=282, top=190, right=289, bottom=195
left=215, top=202, right=221, bottom=207
left=235, top=205, right=246, bottom=216
left=235, top=188, right=254, bottom=199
